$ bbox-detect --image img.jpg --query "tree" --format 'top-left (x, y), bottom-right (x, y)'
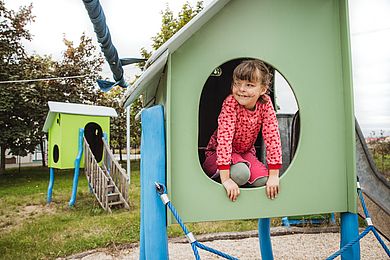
top-left (51, 33), bottom-right (104, 104)
top-left (18, 55), bottom-right (58, 167)
top-left (0, 1), bottom-right (34, 174)
top-left (151, 1), bottom-right (203, 51)
top-left (123, 1), bottom-right (204, 155)
top-left (26, 34), bottom-right (104, 166)
top-left (1, 2), bottom-right (104, 172)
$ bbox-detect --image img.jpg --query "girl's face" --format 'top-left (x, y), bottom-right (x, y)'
top-left (232, 79), bottom-right (267, 110)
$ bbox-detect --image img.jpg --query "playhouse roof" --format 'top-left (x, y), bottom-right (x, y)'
top-left (121, 0), bottom-right (231, 108)
top-left (43, 101), bottom-right (117, 132)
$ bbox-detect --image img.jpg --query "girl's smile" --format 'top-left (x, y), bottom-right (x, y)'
top-left (232, 80), bottom-right (266, 110)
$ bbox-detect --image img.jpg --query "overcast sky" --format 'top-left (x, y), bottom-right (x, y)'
top-left (4, 0), bottom-right (390, 137)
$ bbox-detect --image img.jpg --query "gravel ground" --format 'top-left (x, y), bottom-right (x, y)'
top-left (64, 228), bottom-right (390, 260)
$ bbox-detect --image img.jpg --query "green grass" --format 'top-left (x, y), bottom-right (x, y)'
top-left (0, 163), bottom-right (336, 259)
top-left (0, 165), bottom-right (140, 259)
top-left (0, 163), bottom-right (261, 259)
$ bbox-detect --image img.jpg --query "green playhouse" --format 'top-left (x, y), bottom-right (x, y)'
top-left (43, 101), bottom-right (118, 206)
top-left (123, 0), bottom-right (356, 223)
top-left (43, 101), bottom-right (117, 169)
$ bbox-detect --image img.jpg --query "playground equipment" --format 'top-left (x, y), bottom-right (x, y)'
top-left (81, 0), bottom-right (389, 258)
top-left (355, 122), bottom-right (390, 240)
top-left (43, 101), bottom-right (129, 212)
top-left (123, 0), bottom-right (357, 222)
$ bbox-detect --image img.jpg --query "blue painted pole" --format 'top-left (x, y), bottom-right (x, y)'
top-left (47, 167), bottom-right (55, 203)
top-left (258, 218), bottom-right (274, 260)
top-left (139, 105), bottom-right (168, 260)
top-left (330, 213), bottom-right (336, 224)
top-left (69, 128), bottom-right (84, 207)
top-left (340, 212), bottom-right (360, 260)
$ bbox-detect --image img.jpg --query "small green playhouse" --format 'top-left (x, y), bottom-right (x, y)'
top-left (43, 101), bottom-right (117, 205)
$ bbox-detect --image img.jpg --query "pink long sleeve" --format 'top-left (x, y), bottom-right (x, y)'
top-left (216, 96), bottom-right (237, 169)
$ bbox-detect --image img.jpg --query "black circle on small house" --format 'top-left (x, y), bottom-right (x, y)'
top-left (198, 58), bottom-right (300, 187)
top-left (53, 144), bottom-right (59, 163)
top-left (84, 122), bottom-right (104, 163)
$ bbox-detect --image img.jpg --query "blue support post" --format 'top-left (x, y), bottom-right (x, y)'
top-left (47, 167), bottom-right (55, 203)
top-left (139, 105), bottom-right (168, 260)
top-left (281, 217), bottom-right (290, 227)
top-left (340, 212), bottom-right (360, 260)
top-left (69, 128), bottom-right (84, 207)
top-left (330, 213), bottom-right (336, 224)
top-left (258, 218), bottom-right (274, 260)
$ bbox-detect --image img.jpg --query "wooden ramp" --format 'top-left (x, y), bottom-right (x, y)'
top-left (83, 137), bottom-right (129, 213)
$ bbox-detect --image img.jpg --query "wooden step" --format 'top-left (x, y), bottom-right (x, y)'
top-left (107, 193), bottom-right (120, 202)
top-left (107, 185), bottom-right (115, 193)
top-left (108, 200), bottom-right (124, 207)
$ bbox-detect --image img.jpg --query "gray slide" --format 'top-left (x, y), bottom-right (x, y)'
top-left (355, 121), bottom-right (390, 241)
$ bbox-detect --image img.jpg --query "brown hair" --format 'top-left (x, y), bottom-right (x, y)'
top-left (232, 59), bottom-right (273, 103)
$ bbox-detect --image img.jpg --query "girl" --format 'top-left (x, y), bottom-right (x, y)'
top-left (203, 59), bottom-right (282, 202)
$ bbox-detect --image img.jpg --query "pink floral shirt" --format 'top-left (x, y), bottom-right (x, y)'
top-left (205, 94), bottom-right (282, 170)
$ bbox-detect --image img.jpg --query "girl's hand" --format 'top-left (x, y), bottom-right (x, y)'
top-left (266, 170), bottom-right (280, 200)
top-left (222, 178), bottom-right (240, 202)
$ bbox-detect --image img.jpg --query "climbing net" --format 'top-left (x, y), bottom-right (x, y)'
top-left (326, 179), bottom-right (390, 259)
top-left (155, 183), bottom-right (239, 260)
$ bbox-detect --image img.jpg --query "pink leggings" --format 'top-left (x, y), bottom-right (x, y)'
top-left (202, 151), bottom-right (269, 184)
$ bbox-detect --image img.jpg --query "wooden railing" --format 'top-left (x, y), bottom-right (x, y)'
top-left (83, 137), bottom-right (129, 212)
top-left (84, 138), bottom-right (110, 211)
top-left (102, 139), bottom-right (129, 203)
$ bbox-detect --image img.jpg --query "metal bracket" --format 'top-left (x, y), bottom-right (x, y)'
top-left (366, 217), bottom-right (373, 226)
top-left (160, 194), bottom-right (170, 205)
top-left (185, 232), bottom-right (197, 243)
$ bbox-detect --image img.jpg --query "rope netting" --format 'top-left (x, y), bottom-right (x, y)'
top-left (155, 183), bottom-right (239, 260)
top-left (326, 180), bottom-right (390, 259)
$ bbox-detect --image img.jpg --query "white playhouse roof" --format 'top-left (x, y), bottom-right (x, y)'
top-left (43, 101), bottom-right (117, 132)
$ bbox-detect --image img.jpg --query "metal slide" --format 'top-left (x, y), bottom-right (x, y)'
top-left (355, 121), bottom-right (390, 241)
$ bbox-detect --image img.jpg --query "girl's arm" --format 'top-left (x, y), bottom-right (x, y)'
top-left (261, 97), bottom-right (282, 199)
top-left (220, 169), bottom-right (240, 202)
top-left (266, 169), bottom-right (280, 199)
top-left (216, 96), bottom-right (237, 170)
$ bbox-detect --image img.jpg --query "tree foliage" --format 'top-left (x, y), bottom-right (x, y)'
top-left (124, 1), bottom-right (204, 153)
top-left (0, 1), bottom-right (104, 173)
top-left (151, 1), bottom-right (203, 51)
top-left (138, 1), bottom-right (203, 68)
top-left (0, 0), bottom-right (35, 173)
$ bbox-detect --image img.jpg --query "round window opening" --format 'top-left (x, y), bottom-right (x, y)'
top-left (198, 58), bottom-right (300, 188)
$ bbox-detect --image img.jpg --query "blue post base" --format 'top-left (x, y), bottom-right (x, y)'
top-left (69, 128), bottom-right (84, 207)
top-left (340, 212), bottom-right (360, 260)
top-left (139, 105), bottom-right (168, 260)
top-left (47, 167), bottom-right (55, 203)
top-left (258, 218), bottom-right (274, 260)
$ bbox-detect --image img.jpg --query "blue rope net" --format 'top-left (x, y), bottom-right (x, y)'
top-left (155, 183), bottom-right (239, 260)
top-left (326, 180), bottom-right (390, 260)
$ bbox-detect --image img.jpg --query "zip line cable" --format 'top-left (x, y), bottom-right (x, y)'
top-left (0, 75), bottom-right (89, 84)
